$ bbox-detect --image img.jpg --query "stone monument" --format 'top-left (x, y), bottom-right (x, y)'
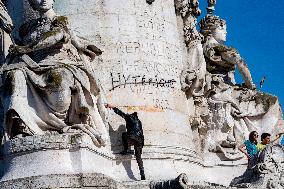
top-left (0, 0), bottom-right (283, 188)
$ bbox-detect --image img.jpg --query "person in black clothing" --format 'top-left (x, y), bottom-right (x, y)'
top-left (105, 104), bottom-right (145, 180)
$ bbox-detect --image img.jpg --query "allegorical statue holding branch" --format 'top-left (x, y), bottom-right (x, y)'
top-left (0, 0), bottom-right (109, 147)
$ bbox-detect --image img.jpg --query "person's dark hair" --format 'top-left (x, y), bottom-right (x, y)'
top-left (131, 112), bottom-right (138, 117)
top-left (261, 133), bottom-right (271, 141)
top-left (249, 131), bottom-right (258, 144)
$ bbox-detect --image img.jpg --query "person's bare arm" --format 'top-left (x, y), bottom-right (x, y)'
top-left (238, 143), bottom-right (251, 159)
top-left (271, 132), bottom-right (284, 144)
top-left (105, 104), bottom-right (127, 119)
top-left (105, 103), bottom-right (114, 109)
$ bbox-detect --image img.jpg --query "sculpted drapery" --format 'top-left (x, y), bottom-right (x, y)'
top-left (179, 0), bottom-right (283, 162)
top-left (0, 0), bottom-right (108, 147)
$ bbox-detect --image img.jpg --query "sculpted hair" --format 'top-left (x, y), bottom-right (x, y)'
top-left (199, 14), bottom-right (226, 38)
top-left (28, 0), bottom-right (39, 10)
top-left (261, 133), bottom-right (271, 141)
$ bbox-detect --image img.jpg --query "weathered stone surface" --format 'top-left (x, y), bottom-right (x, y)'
top-left (0, 0), bottom-right (283, 188)
top-left (0, 2), bottom-right (13, 64)
top-left (0, 173), bottom-right (125, 189)
top-left (2, 0), bottom-right (107, 148)
top-left (52, 0), bottom-right (202, 181)
top-left (180, 0), bottom-right (284, 168)
top-left (230, 145), bottom-right (284, 189)
top-left (0, 133), bottom-right (113, 182)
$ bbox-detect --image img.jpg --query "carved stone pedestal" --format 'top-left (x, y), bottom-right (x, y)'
top-left (0, 131), bottom-right (199, 181)
top-left (0, 133), bottom-right (114, 183)
top-left (0, 173), bottom-right (124, 189)
top-left (0, 133), bottom-right (248, 188)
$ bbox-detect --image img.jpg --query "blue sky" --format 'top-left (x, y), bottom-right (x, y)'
top-left (197, 1), bottom-right (284, 145)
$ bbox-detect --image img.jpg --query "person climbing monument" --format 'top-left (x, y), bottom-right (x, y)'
top-left (105, 104), bottom-right (146, 180)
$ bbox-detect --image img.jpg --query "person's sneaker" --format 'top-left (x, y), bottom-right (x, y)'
top-left (119, 150), bottom-right (128, 155)
top-left (141, 175), bottom-right (146, 180)
top-left (119, 150), bottom-right (134, 155)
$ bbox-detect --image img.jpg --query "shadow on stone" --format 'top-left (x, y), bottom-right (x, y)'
top-left (109, 124), bottom-right (126, 153)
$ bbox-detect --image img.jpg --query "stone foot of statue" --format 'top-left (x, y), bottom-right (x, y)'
top-left (220, 139), bottom-right (236, 148)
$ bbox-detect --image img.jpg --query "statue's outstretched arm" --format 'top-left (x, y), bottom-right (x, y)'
top-left (220, 50), bottom-right (255, 89)
top-left (70, 31), bottom-right (102, 61)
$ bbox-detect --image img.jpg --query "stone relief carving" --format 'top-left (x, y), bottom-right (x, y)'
top-left (176, 0), bottom-right (207, 99)
top-left (0, 0), bottom-right (282, 187)
top-left (199, 11), bottom-right (255, 89)
top-left (175, 0), bottom-right (202, 47)
top-left (180, 0), bottom-right (283, 163)
top-left (0, 0), bottom-right (108, 147)
top-left (230, 144), bottom-right (284, 188)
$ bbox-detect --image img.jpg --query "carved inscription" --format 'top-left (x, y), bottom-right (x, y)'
top-left (137, 10), bottom-right (165, 37)
top-left (152, 98), bottom-right (172, 110)
top-left (94, 2), bottom-right (184, 112)
top-left (116, 41), bottom-right (181, 62)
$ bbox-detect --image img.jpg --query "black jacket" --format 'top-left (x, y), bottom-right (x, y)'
top-left (113, 107), bottom-right (144, 145)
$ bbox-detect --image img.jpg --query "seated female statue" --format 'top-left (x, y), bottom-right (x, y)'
top-left (0, 0), bottom-right (108, 147)
top-left (188, 12), bottom-right (282, 162)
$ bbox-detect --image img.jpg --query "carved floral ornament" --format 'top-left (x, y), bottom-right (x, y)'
top-left (175, 0), bottom-right (201, 17)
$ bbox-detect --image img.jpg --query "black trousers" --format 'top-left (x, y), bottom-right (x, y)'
top-left (122, 132), bottom-right (145, 177)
